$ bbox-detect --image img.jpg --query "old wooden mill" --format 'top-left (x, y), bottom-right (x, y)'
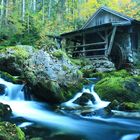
top-left (60, 7), bottom-right (140, 68)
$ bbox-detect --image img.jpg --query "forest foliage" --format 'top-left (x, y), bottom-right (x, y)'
top-left (0, 0), bottom-right (140, 47)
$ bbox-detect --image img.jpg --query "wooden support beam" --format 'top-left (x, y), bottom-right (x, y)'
top-left (82, 33), bottom-right (86, 56)
top-left (107, 30), bottom-right (113, 38)
top-left (76, 42), bottom-right (107, 48)
top-left (105, 30), bottom-right (109, 56)
top-left (73, 48), bottom-right (107, 53)
top-left (65, 42), bottom-right (107, 49)
top-left (97, 32), bottom-right (105, 41)
top-left (107, 26), bottom-right (117, 55)
top-left (73, 54), bottom-right (106, 58)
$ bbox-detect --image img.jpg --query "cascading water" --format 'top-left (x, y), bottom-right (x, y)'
top-left (0, 77), bottom-right (140, 140)
top-left (0, 78), bottom-right (24, 100)
top-left (61, 83), bottom-right (110, 110)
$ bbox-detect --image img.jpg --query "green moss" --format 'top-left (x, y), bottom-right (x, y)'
top-left (62, 80), bottom-right (84, 101)
top-left (0, 71), bottom-right (22, 84)
top-left (52, 49), bottom-right (67, 59)
top-left (62, 65), bottom-right (69, 71)
top-left (77, 70), bottom-right (83, 78)
top-left (0, 46), bottom-right (6, 50)
top-left (24, 71), bottom-right (36, 85)
top-left (89, 72), bottom-right (106, 79)
top-left (119, 102), bottom-right (140, 111)
top-left (92, 69), bottom-right (130, 79)
top-left (95, 72), bottom-right (140, 103)
top-left (16, 127), bottom-right (25, 140)
top-left (0, 122), bottom-right (25, 140)
top-left (0, 46), bottom-right (29, 60)
top-left (109, 69), bottom-right (130, 78)
top-left (70, 59), bottom-right (82, 66)
top-left (70, 58), bottom-right (92, 67)
top-left (13, 47), bottom-right (29, 59)
top-left (30, 138), bottom-right (43, 140)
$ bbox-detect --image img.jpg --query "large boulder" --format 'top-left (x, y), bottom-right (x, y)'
top-left (95, 70), bottom-right (140, 111)
top-left (0, 46), bottom-right (84, 103)
top-left (0, 122), bottom-right (25, 140)
top-left (23, 49), bottom-right (83, 103)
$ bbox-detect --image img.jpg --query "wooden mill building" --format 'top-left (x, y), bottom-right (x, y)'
top-left (60, 6), bottom-right (140, 68)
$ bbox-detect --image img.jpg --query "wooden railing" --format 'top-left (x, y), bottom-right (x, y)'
top-left (65, 41), bottom-right (107, 49)
top-left (66, 41), bottom-right (107, 58)
top-left (73, 48), bottom-right (107, 53)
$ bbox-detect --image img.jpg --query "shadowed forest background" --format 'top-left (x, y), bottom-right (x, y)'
top-left (0, 0), bottom-right (140, 47)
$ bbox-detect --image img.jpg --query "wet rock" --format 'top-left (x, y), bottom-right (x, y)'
top-left (105, 100), bottom-right (119, 114)
top-left (0, 84), bottom-right (7, 95)
top-left (0, 46), bottom-right (84, 103)
top-left (23, 49), bottom-right (83, 103)
top-left (48, 133), bottom-right (86, 140)
top-left (0, 122), bottom-right (25, 140)
top-left (95, 70), bottom-right (140, 111)
top-left (73, 92), bottom-right (95, 106)
top-left (81, 57), bottom-right (115, 77)
top-left (119, 102), bottom-right (140, 111)
top-left (30, 137), bottom-right (43, 140)
top-left (0, 71), bottom-right (23, 84)
top-left (95, 72), bottom-right (140, 103)
top-left (92, 57), bottom-right (115, 72)
top-left (136, 135), bottom-right (140, 140)
top-left (0, 45), bottom-right (34, 75)
top-left (81, 111), bottom-right (96, 117)
top-left (0, 102), bottom-right (12, 120)
top-left (124, 79), bottom-right (140, 93)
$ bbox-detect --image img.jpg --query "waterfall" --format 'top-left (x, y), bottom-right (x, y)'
top-left (0, 78), bottom-right (24, 101)
top-left (90, 84), bottom-right (101, 103)
top-left (0, 77), bottom-right (140, 140)
top-left (61, 84), bottom-right (110, 110)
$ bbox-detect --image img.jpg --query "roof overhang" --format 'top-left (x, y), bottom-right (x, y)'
top-left (60, 22), bottom-right (134, 39)
top-left (61, 23), bottom-right (112, 39)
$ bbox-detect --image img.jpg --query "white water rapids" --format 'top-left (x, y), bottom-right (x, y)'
top-left (0, 78), bottom-right (140, 140)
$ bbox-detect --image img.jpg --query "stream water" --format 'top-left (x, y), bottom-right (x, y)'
top-left (0, 78), bottom-right (140, 140)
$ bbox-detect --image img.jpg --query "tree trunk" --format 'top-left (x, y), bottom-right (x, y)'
top-left (5, 0), bottom-right (8, 19)
top-left (33, 0), bottom-right (36, 12)
top-left (48, 0), bottom-right (52, 19)
top-left (22, 0), bottom-right (25, 21)
top-left (1, 0), bottom-right (4, 19)
top-left (42, 0), bottom-right (45, 23)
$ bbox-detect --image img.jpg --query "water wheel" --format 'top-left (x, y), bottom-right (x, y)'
top-left (110, 43), bottom-right (126, 69)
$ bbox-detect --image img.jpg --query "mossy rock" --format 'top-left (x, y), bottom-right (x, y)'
top-left (70, 58), bottom-right (91, 67)
top-left (92, 69), bottom-right (130, 79)
top-left (0, 71), bottom-right (23, 84)
top-left (51, 49), bottom-right (67, 59)
top-left (0, 46), bottom-right (30, 61)
top-left (61, 80), bottom-right (84, 101)
top-left (119, 102), bottom-right (140, 111)
top-left (0, 122), bottom-right (25, 140)
top-left (95, 70), bottom-right (140, 104)
top-left (0, 45), bottom-right (33, 75)
top-left (105, 100), bottom-right (120, 114)
top-left (0, 103), bottom-right (12, 120)
top-left (81, 65), bottom-right (95, 78)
